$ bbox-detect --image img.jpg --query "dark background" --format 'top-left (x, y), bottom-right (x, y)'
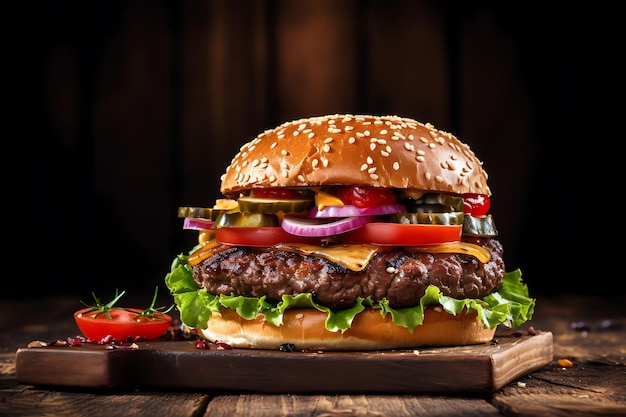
top-left (11, 0), bottom-right (622, 302)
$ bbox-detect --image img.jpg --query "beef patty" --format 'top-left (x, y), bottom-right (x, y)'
top-left (192, 237), bottom-right (504, 309)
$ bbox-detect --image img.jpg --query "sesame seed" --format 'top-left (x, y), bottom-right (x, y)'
top-left (312, 159), bottom-right (319, 168)
top-left (386, 266), bottom-right (396, 273)
top-left (416, 155), bottom-right (425, 162)
top-left (380, 129), bottom-right (388, 135)
top-left (348, 137), bottom-right (356, 144)
top-left (298, 174), bottom-right (306, 182)
top-left (308, 132), bottom-right (315, 139)
top-left (368, 167), bottom-right (377, 174)
top-left (370, 173), bottom-right (379, 180)
top-left (393, 161), bottom-right (400, 170)
top-left (281, 150), bottom-right (290, 156)
top-left (270, 141), bottom-right (278, 149)
top-left (367, 156), bottom-right (373, 164)
top-left (360, 164), bottom-right (368, 171)
top-left (435, 175), bottom-right (444, 183)
top-left (323, 144), bottom-right (330, 152)
top-left (251, 159), bottom-right (259, 167)
top-left (381, 150), bottom-right (390, 157)
top-left (370, 143), bottom-right (376, 151)
top-left (425, 172), bottom-right (432, 180)
top-left (447, 161), bottom-right (456, 170)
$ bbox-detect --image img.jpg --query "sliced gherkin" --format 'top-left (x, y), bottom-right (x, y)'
top-left (405, 193), bottom-right (464, 213)
top-left (237, 196), bottom-right (314, 214)
top-left (463, 215), bottom-right (498, 237)
top-left (178, 206), bottom-right (232, 221)
top-left (214, 212), bottom-right (279, 228)
top-left (390, 212), bottom-right (465, 225)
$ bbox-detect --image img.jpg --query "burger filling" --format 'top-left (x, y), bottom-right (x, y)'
top-left (166, 186), bottom-right (534, 335)
top-left (191, 237), bottom-right (503, 310)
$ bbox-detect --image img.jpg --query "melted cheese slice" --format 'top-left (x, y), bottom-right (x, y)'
top-left (314, 191), bottom-right (344, 211)
top-left (274, 242), bottom-right (381, 271)
top-left (188, 240), bottom-right (232, 266)
top-left (405, 242), bottom-right (491, 264)
top-left (188, 239), bottom-right (490, 270)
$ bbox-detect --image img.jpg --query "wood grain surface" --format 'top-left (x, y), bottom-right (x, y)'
top-left (14, 333), bottom-right (552, 393)
top-left (2, 295), bottom-right (625, 417)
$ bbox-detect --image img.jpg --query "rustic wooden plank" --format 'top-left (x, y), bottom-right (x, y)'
top-left (14, 333), bottom-right (552, 394)
top-left (204, 394), bottom-right (503, 417)
top-left (0, 387), bottom-right (210, 417)
top-left (493, 367), bottom-right (626, 417)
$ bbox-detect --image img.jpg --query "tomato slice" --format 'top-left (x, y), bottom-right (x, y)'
top-left (333, 186), bottom-right (397, 208)
top-left (338, 222), bottom-right (462, 246)
top-left (216, 226), bottom-right (320, 247)
top-left (74, 308), bottom-right (172, 341)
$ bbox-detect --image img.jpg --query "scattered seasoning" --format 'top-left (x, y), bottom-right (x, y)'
top-left (278, 343), bottom-right (323, 353)
top-left (279, 343), bottom-right (296, 352)
top-left (557, 358), bottom-right (574, 368)
top-left (214, 341), bottom-right (233, 350)
top-left (517, 381), bottom-right (527, 388)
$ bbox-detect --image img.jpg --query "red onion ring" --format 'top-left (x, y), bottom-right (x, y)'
top-left (183, 217), bottom-right (215, 231)
top-left (308, 203), bottom-right (406, 218)
top-left (281, 215), bottom-right (376, 237)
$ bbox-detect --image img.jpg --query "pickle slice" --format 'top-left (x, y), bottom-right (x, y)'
top-left (178, 207), bottom-right (227, 220)
top-left (406, 193), bottom-right (464, 213)
top-left (390, 212), bottom-right (464, 225)
top-left (463, 214), bottom-right (498, 237)
top-left (237, 196), bottom-right (314, 214)
top-left (214, 212), bottom-right (280, 228)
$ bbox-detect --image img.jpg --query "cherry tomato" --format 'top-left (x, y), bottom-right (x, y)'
top-left (74, 308), bottom-right (172, 341)
top-left (333, 186), bottom-right (397, 208)
top-left (463, 194), bottom-right (490, 217)
top-left (339, 223), bottom-right (462, 246)
top-left (216, 226), bottom-right (320, 247)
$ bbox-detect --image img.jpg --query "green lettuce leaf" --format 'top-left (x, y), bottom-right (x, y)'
top-left (165, 254), bottom-right (535, 333)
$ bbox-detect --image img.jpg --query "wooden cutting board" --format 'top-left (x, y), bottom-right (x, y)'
top-left (15, 332), bottom-right (552, 394)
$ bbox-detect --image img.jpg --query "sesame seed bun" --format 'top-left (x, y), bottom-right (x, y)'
top-left (200, 306), bottom-right (496, 351)
top-left (220, 114), bottom-right (490, 197)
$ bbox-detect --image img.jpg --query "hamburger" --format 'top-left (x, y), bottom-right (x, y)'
top-left (165, 114), bottom-right (535, 350)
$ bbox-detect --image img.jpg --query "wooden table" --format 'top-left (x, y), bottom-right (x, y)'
top-left (1, 294), bottom-right (625, 417)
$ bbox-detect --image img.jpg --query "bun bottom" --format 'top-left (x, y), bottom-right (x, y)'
top-left (199, 307), bottom-right (496, 351)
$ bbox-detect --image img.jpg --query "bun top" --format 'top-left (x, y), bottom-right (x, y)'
top-left (220, 114), bottom-right (490, 197)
